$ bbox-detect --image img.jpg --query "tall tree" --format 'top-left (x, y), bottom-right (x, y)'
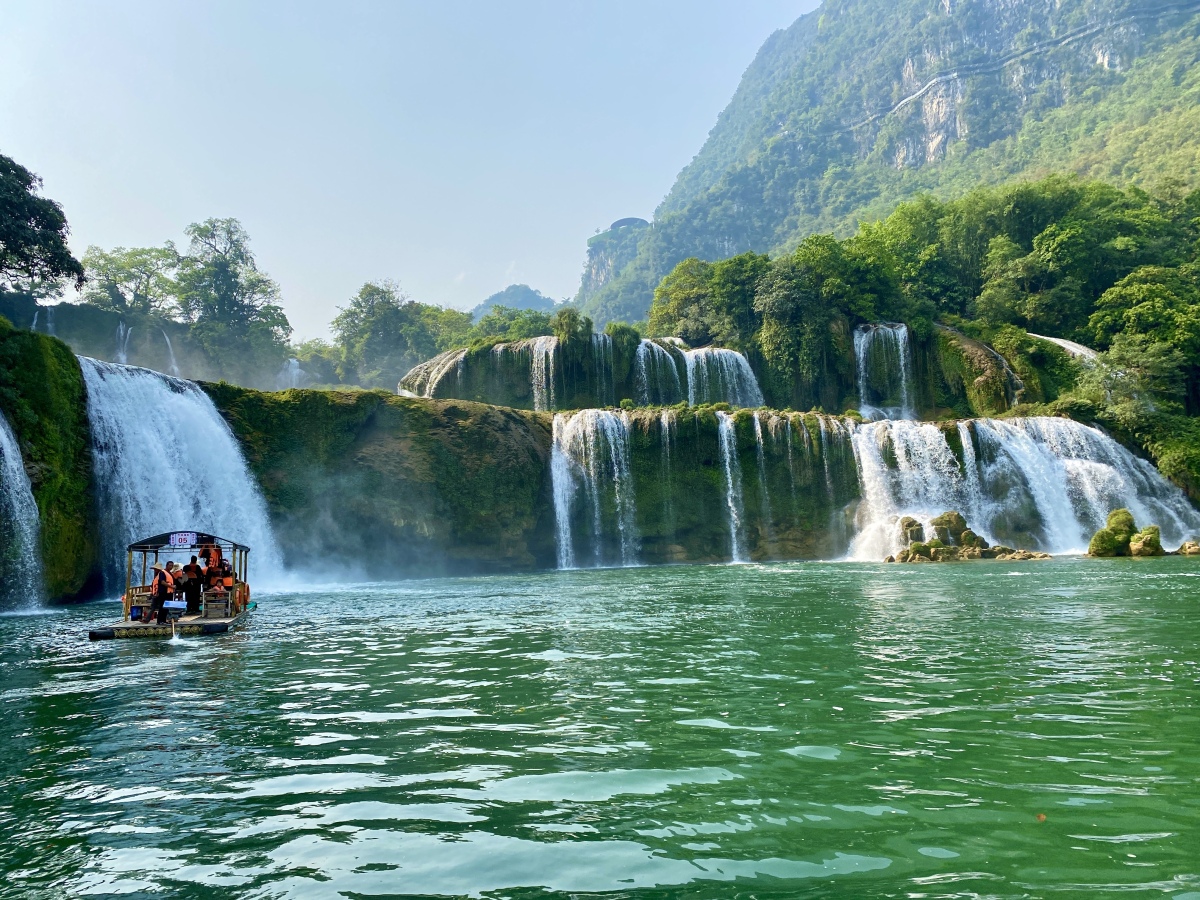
top-left (81, 245), bottom-right (178, 315)
top-left (0, 153), bottom-right (84, 290)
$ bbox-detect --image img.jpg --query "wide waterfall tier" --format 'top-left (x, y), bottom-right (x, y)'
top-left (854, 323), bottom-right (915, 420)
top-left (551, 408), bottom-right (859, 566)
top-left (552, 409), bottom-right (639, 568)
top-left (634, 340), bottom-right (686, 406)
top-left (849, 416), bottom-right (1200, 559)
top-left (79, 357), bottom-right (284, 590)
top-left (0, 410), bottom-right (45, 607)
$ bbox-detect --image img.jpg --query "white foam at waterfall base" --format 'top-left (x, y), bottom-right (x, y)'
top-left (685, 348), bottom-right (764, 408)
top-left (79, 358), bottom-right (284, 591)
top-left (849, 416), bottom-right (1200, 560)
top-left (0, 411), bottom-right (45, 607)
top-left (550, 410), bottom-right (638, 569)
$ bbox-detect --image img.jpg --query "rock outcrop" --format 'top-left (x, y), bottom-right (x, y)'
top-left (886, 510), bottom-right (1051, 563)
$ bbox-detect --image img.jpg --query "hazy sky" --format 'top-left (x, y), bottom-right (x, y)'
top-left (0, 1), bottom-right (819, 339)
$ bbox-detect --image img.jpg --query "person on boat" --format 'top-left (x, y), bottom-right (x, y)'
top-left (181, 556), bottom-right (204, 615)
top-left (148, 562), bottom-right (176, 625)
top-left (205, 562), bottom-right (227, 595)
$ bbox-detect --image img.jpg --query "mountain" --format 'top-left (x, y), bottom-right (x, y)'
top-left (471, 284), bottom-right (558, 321)
top-left (578, 0), bottom-right (1200, 324)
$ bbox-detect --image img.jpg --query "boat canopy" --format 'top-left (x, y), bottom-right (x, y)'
top-left (127, 531), bottom-right (251, 553)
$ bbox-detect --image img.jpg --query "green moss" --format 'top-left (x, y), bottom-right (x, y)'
top-left (935, 328), bottom-right (1013, 418)
top-left (1088, 526), bottom-right (1123, 557)
top-left (202, 384), bottom-right (555, 575)
top-left (1106, 508), bottom-right (1136, 540)
top-left (0, 322), bottom-right (98, 600)
top-left (1130, 525), bottom-right (1164, 557)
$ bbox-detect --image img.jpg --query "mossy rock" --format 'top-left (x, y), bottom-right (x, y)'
top-left (959, 529), bottom-right (989, 550)
top-left (1105, 508), bottom-right (1136, 541)
top-left (1179, 540), bottom-right (1200, 556)
top-left (908, 541), bottom-right (931, 559)
top-left (1088, 527), bottom-right (1124, 558)
top-left (930, 511), bottom-right (968, 543)
top-left (1129, 526), bottom-right (1164, 558)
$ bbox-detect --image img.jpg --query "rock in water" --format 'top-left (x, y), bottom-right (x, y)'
top-left (1089, 508), bottom-right (1138, 557)
top-left (1179, 540), bottom-right (1200, 556)
top-left (930, 511), bottom-right (968, 543)
top-left (1129, 526), bottom-right (1164, 557)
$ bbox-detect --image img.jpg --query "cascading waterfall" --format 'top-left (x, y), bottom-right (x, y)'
top-left (753, 413), bottom-right (775, 553)
top-left (46, 306), bottom-right (55, 336)
top-left (685, 347), bottom-right (764, 408)
top-left (591, 334), bottom-right (616, 407)
top-left (0, 411), bottom-right (45, 606)
top-left (160, 329), bottom-right (181, 377)
top-left (529, 336), bottom-right (557, 412)
top-left (79, 357), bottom-right (284, 590)
top-left (854, 323), bottom-right (914, 420)
top-left (1029, 333), bottom-right (1099, 363)
top-left (716, 411), bottom-right (748, 562)
top-left (115, 323), bottom-right (134, 365)
top-left (660, 409), bottom-right (676, 540)
top-left (30, 309), bottom-right (39, 332)
top-left (550, 409), bottom-right (639, 568)
top-left (634, 340), bottom-right (685, 406)
top-left (276, 358), bottom-right (310, 390)
top-left (849, 416), bottom-right (1200, 560)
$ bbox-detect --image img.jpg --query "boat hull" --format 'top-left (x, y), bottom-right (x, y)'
top-left (89, 610), bottom-right (250, 641)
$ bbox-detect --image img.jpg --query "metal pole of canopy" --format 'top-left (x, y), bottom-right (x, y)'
top-left (125, 550), bottom-right (133, 617)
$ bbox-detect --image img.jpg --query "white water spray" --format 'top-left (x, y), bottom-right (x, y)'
top-left (855, 323), bottom-right (915, 420)
top-left (634, 340), bottom-right (685, 406)
top-left (716, 411), bottom-right (748, 562)
top-left (685, 348), bottom-right (764, 408)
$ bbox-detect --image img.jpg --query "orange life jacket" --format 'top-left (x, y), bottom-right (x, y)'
top-left (153, 569), bottom-right (175, 595)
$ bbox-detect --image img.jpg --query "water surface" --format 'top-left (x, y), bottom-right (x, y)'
top-left (2, 559), bottom-right (1199, 898)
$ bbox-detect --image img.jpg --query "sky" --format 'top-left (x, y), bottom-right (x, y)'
top-left (0, 1), bottom-right (819, 339)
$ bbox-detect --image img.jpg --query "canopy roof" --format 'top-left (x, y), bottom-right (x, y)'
top-left (127, 531), bottom-right (250, 553)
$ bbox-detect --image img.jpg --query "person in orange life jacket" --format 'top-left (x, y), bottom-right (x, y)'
top-left (148, 562), bottom-right (176, 625)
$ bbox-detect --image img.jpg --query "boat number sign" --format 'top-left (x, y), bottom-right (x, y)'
top-left (169, 532), bottom-right (198, 548)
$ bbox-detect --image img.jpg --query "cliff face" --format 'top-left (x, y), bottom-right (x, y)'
top-left (201, 386), bottom-right (557, 578)
top-left (0, 322), bottom-right (99, 600)
top-left (581, 0), bottom-right (1200, 324)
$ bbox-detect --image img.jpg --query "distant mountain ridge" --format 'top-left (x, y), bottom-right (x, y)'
top-left (578, 0), bottom-right (1200, 324)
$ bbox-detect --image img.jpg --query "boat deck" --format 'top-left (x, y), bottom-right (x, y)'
top-left (89, 610), bottom-right (250, 641)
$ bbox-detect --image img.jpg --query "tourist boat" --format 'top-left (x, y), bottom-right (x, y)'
top-left (88, 531), bottom-right (255, 640)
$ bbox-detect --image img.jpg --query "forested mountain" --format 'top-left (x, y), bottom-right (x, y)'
top-left (579, 0), bottom-right (1200, 324)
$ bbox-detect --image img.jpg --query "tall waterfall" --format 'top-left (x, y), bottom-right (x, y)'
top-left (0, 411), bottom-right (44, 606)
top-left (160, 329), bottom-right (181, 377)
top-left (854, 323), bottom-right (915, 420)
top-left (79, 358), bottom-right (284, 590)
top-left (591, 334), bottom-right (616, 407)
top-left (634, 340), bottom-right (685, 406)
top-left (276, 358), bottom-right (311, 390)
top-left (115, 323), bottom-right (134, 365)
top-left (529, 336), bottom-right (557, 412)
top-left (551, 409), bottom-right (638, 568)
top-left (659, 409), bottom-right (676, 540)
top-left (753, 413), bottom-right (774, 554)
top-left (849, 416), bottom-right (1200, 559)
top-left (685, 348), bottom-right (764, 408)
top-left (716, 411), bottom-right (748, 562)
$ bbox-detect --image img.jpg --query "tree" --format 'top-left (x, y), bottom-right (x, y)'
top-left (647, 257), bottom-right (715, 345)
top-left (708, 252), bottom-right (770, 350)
top-left (550, 306), bottom-right (593, 345)
top-left (332, 280), bottom-right (472, 389)
top-left (0, 153), bottom-right (84, 290)
top-left (469, 305), bottom-right (552, 343)
top-left (173, 218), bottom-right (291, 375)
top-left (81, 245), bottom-right (178, 315)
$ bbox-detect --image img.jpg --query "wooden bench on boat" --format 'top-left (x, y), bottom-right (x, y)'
top-left (89, 531), bottom-right (255, 640)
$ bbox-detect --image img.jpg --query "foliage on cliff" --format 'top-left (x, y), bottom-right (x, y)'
top-left (201, 385), bottom-right (556, 576)
top-left (0, 322), bottom-right (98, 599)
top-left (582, 0), bottom-right (1200, 324)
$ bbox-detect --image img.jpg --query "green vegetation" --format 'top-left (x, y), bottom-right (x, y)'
top-left (0, 320), bottom-right (97, 599)
top-left (471, 284), bottom-right (558, 320)
top-left (1088, 508), bottom-right (1165, 557)
top-left (581, 1), bottom-right (1200, 324)
top-left (0, 153), bottom-right (83, 291)
top-left (201, 384), bottom-right (555, 575)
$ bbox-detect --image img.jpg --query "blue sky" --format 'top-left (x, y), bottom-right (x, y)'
top-left (0, 1), bottom-right (819, 338)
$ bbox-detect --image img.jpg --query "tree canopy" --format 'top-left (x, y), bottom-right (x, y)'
top-left (0, 153), bottom-right (84, 290)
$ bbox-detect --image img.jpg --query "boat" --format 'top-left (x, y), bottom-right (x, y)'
top-left (89, 531), bottom-right (255, 640)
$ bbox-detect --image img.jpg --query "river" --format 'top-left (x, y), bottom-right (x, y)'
top-left (2, 559), bottom-right (1199, 898)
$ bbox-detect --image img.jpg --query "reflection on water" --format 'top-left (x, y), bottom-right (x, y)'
top-left (1, 559), bottom-right (1199, 898)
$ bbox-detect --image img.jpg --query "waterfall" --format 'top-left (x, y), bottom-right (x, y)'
top-left (45, 306), bottom-right (55, 337)
top-left (30, 310), bottom-right (39, 332)
top-left (854, 323), bottom-right (914, 420)
top-left (660, 409), bottom-right (676, 540)
top-left (550, 409), bottom-right (638, 568)
top-left (591, 334), bottom-right (615, 407)
top-left (115, 323), bottom-right (134, 365)
top-left (753, 413), bottom-right (774, 553)
top-left (716, 411), bottom-right (748, 562)
top-left (0, 411), bottom-right (44, 607)
top-left (1029, 333), bottom-right (1099, 363)
top-left (634, 340), bottom-right (685, 406)
top-left (78, 358), bottom-right (284, 590)
top-left (401, 348), bottom-right (467, 398)
top-left (849, 416), bottom-right (1200, 560)
top-left (529, 336), bottom-right (557, 412)
top-left (160, 329), bottom-right (181, 377)
top-left (684, 348), bottom-right (764, 408)
top-left (275, 358), bottom-right (310, 390)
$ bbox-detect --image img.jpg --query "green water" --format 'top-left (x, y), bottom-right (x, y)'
top-left (3, 559), bottom-right (1200, 899)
